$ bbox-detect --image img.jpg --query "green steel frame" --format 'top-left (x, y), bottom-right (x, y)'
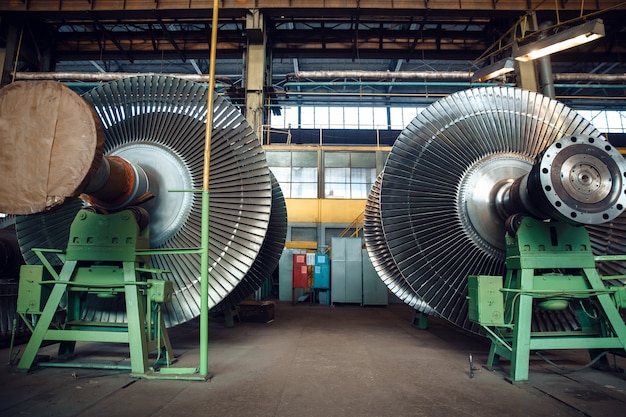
top-left (469, 216), bottom-right (626, 382)
top-left (15, 209), bottom-right (200, 378)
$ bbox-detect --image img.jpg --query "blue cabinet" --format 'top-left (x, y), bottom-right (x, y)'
top-left (312, 254), bottom-right (330, 289)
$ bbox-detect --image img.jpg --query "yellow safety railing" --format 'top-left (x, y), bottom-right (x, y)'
top-left (323, 211), bottom-right (364, 254)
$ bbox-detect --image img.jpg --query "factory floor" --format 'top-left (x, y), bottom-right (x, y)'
top-left (1, 302), bottom-right (626, 417)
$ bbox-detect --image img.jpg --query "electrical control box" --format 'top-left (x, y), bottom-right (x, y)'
top-left (312, 254), bottom-right (330, 289)
top-left (148, 279), bottom-right (173, 303)
top-left (468, 275), bottom-right (504, 326)
top-left (292, 254), bottom-right (309, 289)
top-left (17, 265), bottom-right (49, 314)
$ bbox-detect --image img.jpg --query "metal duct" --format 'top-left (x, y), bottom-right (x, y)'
top-left (288, 70), bottom-right (472, 80)
top-left (553, 73), bottom-right (626, 82)
top-left (13, 75), bottom-right (273, 328)
top-left (14, 70), bottom-right (626, 84)
top-left (14, 72), bottom-right (233, 84)
top-left (290, 70), bottom-right (626, 83)
top-left (368, 86), bottom-right (625, 332)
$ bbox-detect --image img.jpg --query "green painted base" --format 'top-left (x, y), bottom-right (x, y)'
top-left (412, 310), bottom-right (429, 330)
top-left (471, 217), bottom-right (626, 382)
top-left (134, 368), bottom-right (213, 381)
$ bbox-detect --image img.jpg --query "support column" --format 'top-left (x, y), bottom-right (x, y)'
top-left (124, 261), bottom-right (149, 376)
top-left (245, 9), bottom-right (268, 143)
top-left (536, 22), bottom-right (556, 98)
top-left (512, 13), bottom-right (540, 92)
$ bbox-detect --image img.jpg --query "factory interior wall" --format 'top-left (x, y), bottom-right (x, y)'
top-left (285, 198), bottom-right (365, 224)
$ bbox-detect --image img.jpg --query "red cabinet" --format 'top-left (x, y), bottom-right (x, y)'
top-left (292, 254), bottom-right (309, 288)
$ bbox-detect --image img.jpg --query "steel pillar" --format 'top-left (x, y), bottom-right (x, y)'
top-left (245, 8), bottom-right (268, 143)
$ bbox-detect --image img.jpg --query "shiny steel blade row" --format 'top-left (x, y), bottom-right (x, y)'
top-left (16, 75), bottom-right (276, 328)
top-left (365, 86), bottom-right (624, 332)
top-left (363, 171), bottom-right (435, 314)
top-left (212, 171), bottom-right (287, 312)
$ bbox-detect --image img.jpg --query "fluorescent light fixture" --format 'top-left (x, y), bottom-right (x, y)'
top-left (514, 18), bottom-right (605, 62)
top-left (471, 58), bottom-right (515, 82)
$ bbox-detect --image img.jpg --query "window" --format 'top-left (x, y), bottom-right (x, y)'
top-left (344, 108), bottom-right (359, 129)
top-left (606, 111), bottom-right (625, 133)
top-left (267, 151), bottom-right (318, 198)
top-left (271, 105), bottom-right (626, 134)
top-left (324, 152), bottom-right (377, 199)
top-left (291, 226), bottom-right (318, 242)
top-left (270, 105), bottom-right (428, 130)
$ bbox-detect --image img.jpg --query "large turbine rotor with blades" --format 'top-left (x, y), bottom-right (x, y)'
top-left (2, 76), bottom-right (276, 328)
top-left (366, 86), bottom-right (626, 332)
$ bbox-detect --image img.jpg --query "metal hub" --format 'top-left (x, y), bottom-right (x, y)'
top-left (459, 154), bottom-right (532, 254)
top-left (110, 143), bottom-right (193, 248)
top-left (534, 135), bottom-right (626, 224)
top-left (564, 156), bottom-right (606, 201)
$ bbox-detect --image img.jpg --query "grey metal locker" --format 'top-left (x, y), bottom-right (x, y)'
top-left (362, 249), bottom-right (388, 305)
top-left (331, 237), bottom-right (362, 304)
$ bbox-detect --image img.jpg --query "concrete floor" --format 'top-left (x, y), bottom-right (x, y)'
top-left (1, 302), bottom-right (626, 417)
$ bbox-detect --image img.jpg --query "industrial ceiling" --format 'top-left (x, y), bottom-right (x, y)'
top-left (0, 1), bottom-right (625, 109)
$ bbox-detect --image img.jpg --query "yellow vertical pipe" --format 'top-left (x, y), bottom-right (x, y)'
top-left (200, 0), bottom-right (220, 377)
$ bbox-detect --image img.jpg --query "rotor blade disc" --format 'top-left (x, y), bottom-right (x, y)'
top-left (377, 87), bottom-right (600, 331)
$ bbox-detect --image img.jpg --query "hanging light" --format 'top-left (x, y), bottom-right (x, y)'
top-left (514, 18), bottom-right (605, 62)
top-left (471, 58), bottom-right (515, 82)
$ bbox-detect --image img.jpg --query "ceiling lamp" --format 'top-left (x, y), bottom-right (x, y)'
top-left (514, 18), bottom-right (605, 62)
top-left (471, 58), bottom-right (515, 82)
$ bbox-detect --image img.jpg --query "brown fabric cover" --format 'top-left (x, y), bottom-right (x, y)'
top-left (0, 81), bottom-right (104, 214)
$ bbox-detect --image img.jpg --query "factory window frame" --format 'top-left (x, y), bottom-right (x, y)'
top-left (291, 226), bottom-right (318, 242)
top-left (572, 110), bottom-right (626, 134)
top-left (271, 105), bottom-right (425, 130)
top-left (266, 150), bottom-right (318, 198)
top-left (324, 152), bottom-right (377, 199)
top-left (271, 106), bottom-right (626, 133)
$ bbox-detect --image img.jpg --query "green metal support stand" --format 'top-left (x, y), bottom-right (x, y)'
top-left (412, 310), bottom-right (429, 330)
top-left (16, 209), bottom-right (176, 377)
top-left (468, 216), bottom-right (626, 382)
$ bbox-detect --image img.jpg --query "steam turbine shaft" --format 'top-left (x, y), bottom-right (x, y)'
top-left (497, 135), bottom-right (626, 225)
top-left (83, 155), bottom-right (150, 210)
